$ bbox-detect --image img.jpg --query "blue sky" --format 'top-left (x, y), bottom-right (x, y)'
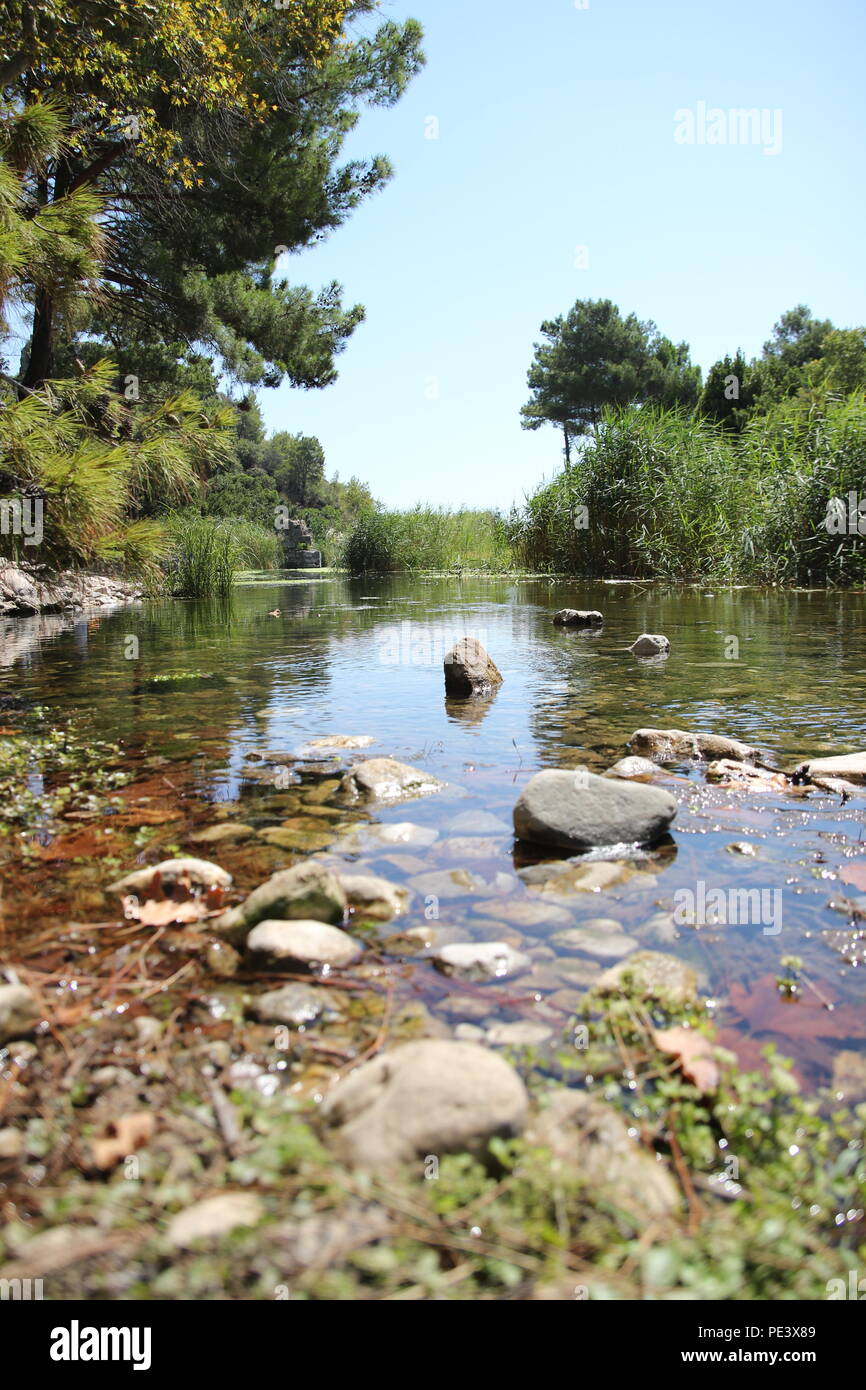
top-left (261, 0), bottom-right (866, 510)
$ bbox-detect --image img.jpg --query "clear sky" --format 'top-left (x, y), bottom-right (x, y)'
top-left (260, 0), bottom-right (866, 511)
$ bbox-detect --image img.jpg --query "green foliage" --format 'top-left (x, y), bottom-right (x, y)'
top-left (203, 468), bottom-right (281, 529)
top-left (509, 395), bottom-right (866, 585)
top-left (165, 513), bottom-right (280, 597)
top-left (520, 298), bottom-right (701, 459)
top-left (340, 506), bottom-right (514, 574)
top-left (2, 4), bottom-right (425, 389)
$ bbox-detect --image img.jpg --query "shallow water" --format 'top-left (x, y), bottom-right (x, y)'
top-left (3, 574), bottom-right (866, 1085)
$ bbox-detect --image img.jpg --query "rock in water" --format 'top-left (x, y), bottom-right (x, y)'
top-left (629, 728), bottom-right (760, 763)
top-left (341, 758), bottom-right (443, 803)
top-left (513, 768), bottom-right (676, 851)
top-left (628, 633), bottom-right (670, 657)
top-left (794, 752), bottom-right (866, 785)
top-left (212, 862), bottom-right (347, 944)
top-left (107, 856), bottom-right (232, 895)
top-left (443, 637), bottom-right (503, 697)
top-left (246, 919), bottom-right (362, 970)
top-left (552, 609), bottom-right (603, 627)
top-left (431, 941), bottom-right (531, 982)
top-left (320, 1040), bottom-right (528, 1169)
top-left (595, 950), bottom-right (698, 1006)
top-left (339, 872), bottom-right (409, 921)
top-left (603, 756), bottom-right (659, 779)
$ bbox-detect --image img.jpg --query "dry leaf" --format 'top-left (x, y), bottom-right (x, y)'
top-left (135, 897), bottom-right (209, 926)
top-left (91, 1112), bottom-right (154, 1171)
top-left (652, 1025), bottom-right (720, 1094)
top-left (840, 863), bottom-right (866, 892)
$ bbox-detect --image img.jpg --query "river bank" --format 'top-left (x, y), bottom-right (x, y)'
top-left (1, 575), bottom-right (865, 1299)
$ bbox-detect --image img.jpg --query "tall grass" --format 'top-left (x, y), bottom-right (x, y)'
top-left (340, 506), bottom-right (513, 574)
top-left (165, 514), bottom-right (280, 598)
top-left (508, 395), bottom-right (866, 585)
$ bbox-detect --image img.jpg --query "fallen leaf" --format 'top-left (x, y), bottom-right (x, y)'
top-left (134, 897), bottom-right (209, 926)
top-left (35, 830), bottom-right (114, 860)
top-left (652, 1025), bottom-right (720, 1094)
top-left (839, 863), bottom-right (866, 892)
top-left (727, 975), bottom-right (865, 1043)
top-left (91, 1112), bottom-right (154, 1171)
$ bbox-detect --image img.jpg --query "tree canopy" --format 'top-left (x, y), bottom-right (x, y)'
top-left (520, 298), bottom-right (701, 461)
top-left (0, 1), bottom-right (424, 390)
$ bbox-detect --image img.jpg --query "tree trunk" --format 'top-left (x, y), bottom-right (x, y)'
top-left (563, 425), bottom-right (571, 467)
top-left (22, 289), bottom-right (55, 390)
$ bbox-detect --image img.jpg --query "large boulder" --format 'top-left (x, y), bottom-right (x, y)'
top-left (628, 728), bottom-right (761, 764)
top-left (341, 758), bottom-right (443, 803)
top-left (513, 768), bottom-right (676, 851)
top-left (212, 862), bottom-right (347, 944)
top-left (628, 633), bottom-right (670, 657)
top-left (443, 637), bottom-right (503, 697)
top-left (552, 609), bottom-right (603, 627)
top-left (320, 1040), bottom-right (529, 1170)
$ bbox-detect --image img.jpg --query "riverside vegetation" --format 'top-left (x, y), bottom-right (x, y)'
top-left (1, 2), bottom-right (865, 1304)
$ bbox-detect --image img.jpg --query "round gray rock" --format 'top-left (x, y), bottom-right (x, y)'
top-left (513, 768), bottom-right (677, 851)
top-left (320, 1040), bottom-right (529, 1169)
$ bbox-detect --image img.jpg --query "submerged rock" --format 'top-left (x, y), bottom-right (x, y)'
top-left (603, 755), bottom-right (659, 780)
top-left (443, 637), bottom-right (503, 697)
top-left (303, 735), bottom-right (376, 750)
top-left (188, 823), bottom-right (255, 845)
top-left (212, 862), bottom-right (347, 943)
top-left (431, 941), bottom-right (531, 982)
top-left (525, 1090), bottom-right (680, 1217)
top-left (628, 633), bottom-right (670, 657)
top-left (107, 856), bottom-right (232, 895)
top-left (446, 809), bottom-right (512, 835)
top-left (705, 759), bottom-right (789, 790)
top-left (595, 950), bottom-right (698, 1006)
top-left (628, 728), bottom-right (761, 764)
top-left (550, 922), bottom-right (639, 960)
top-left (248, 982), bottom-right (339, 1027)
top-left (519, 859), bottom-right (634, 895)
top-left (320, 1040), bottom-right (529, 1169)
top-left (341, 757), bottom-right (443, 803)
top-left (552, 608), bottom-right (603, 627)
top-left (246, 919), bottom-right (362, 970)
top-left (0, 984), bottom-right (39, 1044)
top-left (339, 872), bottom-right (409, 921)
top-left (513, 768), bottom-right (677, 851)
top-left (485, 1021), bottom-right (553, 1046)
